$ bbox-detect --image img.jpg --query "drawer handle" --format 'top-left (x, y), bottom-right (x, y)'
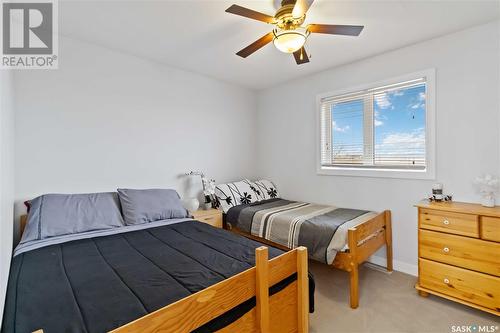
top-left (443, 247), bottom-right (450, 253)
top-left (204, 217), bottom-right (214, 220)
top-left (443, 219), bottom-right (450, 225)
top-left (443, 278), bottom-right (450, 284)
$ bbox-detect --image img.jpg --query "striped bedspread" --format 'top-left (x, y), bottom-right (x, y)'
top-left (226, 199), bottom-right (374, 264)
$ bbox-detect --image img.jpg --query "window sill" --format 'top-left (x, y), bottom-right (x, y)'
top-left (317, 166), bottom-right (435, 180)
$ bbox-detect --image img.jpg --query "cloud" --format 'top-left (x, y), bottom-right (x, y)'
top-left (332, 121), bottom-right (350, 133)
top-left (375, 129), bottom-right (426, 164)
top-left (409, 92), bottom-right (426, 109)
top-left (374, 93), bottom-right (391, 109)
top-left (410, 102), bottom-right (425, 109)
top-left (393, 90), bottom-right (405, 97)
top-left (374, 119), bottom-right (384, 127)
top-left (380, 128), bottom-right (425, 151)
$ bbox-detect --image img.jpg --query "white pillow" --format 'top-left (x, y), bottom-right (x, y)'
top-left (251, 179), bottom-right (279, 201)
top-left (215, 180), bottom-right (258, 213)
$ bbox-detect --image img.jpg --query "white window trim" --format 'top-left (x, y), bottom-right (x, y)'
top-left (316, 69), bottom-right (436, 180)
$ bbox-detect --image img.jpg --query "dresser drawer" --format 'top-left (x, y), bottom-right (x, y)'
top-left (419, 258), bottom-right (500, 311)
top-left (419, 208), bottom-right (479, 237)
top-left (481, 217), bottom-right (500, 242)
top-left (419, 229), bottom-right (500, 276)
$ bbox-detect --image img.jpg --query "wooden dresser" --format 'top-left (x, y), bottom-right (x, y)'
top-left (415, 201), bottom-right (500, 316)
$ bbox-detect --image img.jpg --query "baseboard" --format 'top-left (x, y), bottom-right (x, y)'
top-left (367, 255), bottom-right (418, 276)
top-left (364, 262), bottom-right (393, 274)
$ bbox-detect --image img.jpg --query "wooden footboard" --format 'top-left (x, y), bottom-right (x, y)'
top-left (332, 210), bottom-right (393, 308)
top-left (109, 246), bottom-right (309, 333)
top-left (350, 210), bottom-right (392, 268)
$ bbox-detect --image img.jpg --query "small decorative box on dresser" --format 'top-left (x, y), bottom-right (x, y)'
top-left (415, 201), bottom-right (500, 316)
top-left (192, 208), bottom-right (223, 228)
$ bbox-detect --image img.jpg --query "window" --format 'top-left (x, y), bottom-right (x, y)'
top-left (317, 70), bottom-right (435, 179)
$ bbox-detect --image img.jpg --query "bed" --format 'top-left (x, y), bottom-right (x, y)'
top-left (3, 190), bottom-right (314, 333)
top-left (223, 197), bottom-right (393, 309)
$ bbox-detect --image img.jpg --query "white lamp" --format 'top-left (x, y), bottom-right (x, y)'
top-left (183, 171), bottom-right (202, 212)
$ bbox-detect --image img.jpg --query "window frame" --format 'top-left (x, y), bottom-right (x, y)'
top-left (316, 69), bottom-right (436, 180)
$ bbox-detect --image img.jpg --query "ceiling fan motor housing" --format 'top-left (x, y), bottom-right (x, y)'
top-left (275, 0), bottom-right (305, 30)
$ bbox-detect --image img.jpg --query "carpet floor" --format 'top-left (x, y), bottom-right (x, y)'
top-left (309, 261), bottom-right (499, 333)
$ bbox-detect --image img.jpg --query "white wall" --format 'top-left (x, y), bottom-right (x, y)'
top-left (10, 20), bottom-right (500, 278)
top-left (0, 70), bottom-right (15, 324)
top-left (14, 37), bottom-right (257, 236)
top-left (256, 21), bottom-right (500, 275)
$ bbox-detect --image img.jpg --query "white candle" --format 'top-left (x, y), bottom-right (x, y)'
top-left (432, 183), bottom-right (443, 191)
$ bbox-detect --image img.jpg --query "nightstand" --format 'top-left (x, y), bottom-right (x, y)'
top-left (192, 208), bottom-right (223, 228)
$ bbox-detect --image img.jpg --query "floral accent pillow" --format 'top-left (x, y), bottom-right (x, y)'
top-left (215, 180), bottom-right (258, 213)
top-left (251, 179), bottom-right (279, 201)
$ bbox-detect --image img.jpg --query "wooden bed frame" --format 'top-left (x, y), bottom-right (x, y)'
top-left (227, 210), bottom-right (393, 309)
top-left (20, 216), bottom-right (310, 333)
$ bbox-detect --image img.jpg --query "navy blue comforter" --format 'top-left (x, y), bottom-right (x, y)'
top-left (2, 221), bottom-right (314, 333)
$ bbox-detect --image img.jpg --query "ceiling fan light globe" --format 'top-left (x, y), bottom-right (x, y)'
top-left (273, 28), bottom-right (308, 53)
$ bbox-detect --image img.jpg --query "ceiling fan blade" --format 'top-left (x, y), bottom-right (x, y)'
top-left (236, 32), bottom-right (274, 58)
top-left (308, 24), bottom-right (364, 36)
top-left (292, 0), bottom-right (315, 18)
top-left (293, 47), bottom-right (309, 65)
top-left (225, 4), bottom-right (275, 24)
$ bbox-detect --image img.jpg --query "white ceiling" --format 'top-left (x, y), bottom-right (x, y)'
top-left (60, 0), bottom-right (499, 90)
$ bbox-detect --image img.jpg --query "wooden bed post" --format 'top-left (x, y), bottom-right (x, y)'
top-left (255, 247), bottom-right (270, 333)
top-left (347, 229), bottom-right (359, 309)
top-left (296, 247), bottom-right (309, 333)
top-left (384, 210), bottom-right (393, 272)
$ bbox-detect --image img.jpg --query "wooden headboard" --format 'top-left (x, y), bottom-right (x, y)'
top-left (20, 214), bottom-right (28, 238)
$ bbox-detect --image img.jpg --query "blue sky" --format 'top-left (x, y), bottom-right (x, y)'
top-left (331, 84), bottom-right (426, 162)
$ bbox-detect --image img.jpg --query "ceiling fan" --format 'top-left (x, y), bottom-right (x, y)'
top-left (225, 0), bottom-right (364, 65)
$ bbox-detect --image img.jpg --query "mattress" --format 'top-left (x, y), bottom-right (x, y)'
top-left (225, 199), bottom-right (378, 264)
top-left (2, 220), bottom-right (314, 333)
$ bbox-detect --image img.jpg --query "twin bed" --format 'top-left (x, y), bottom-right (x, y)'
top-left (3, 183), bottom-right (392, 332)
top-left (216, 179), bottom-right (393, 309)
top-left (224, 198), bottom-right (392, 309)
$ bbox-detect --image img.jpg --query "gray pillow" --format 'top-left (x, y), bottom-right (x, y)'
top-left (21, 192), bottom-right (124, 243)
top-left (117, 188), bottom-right (189, 225)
